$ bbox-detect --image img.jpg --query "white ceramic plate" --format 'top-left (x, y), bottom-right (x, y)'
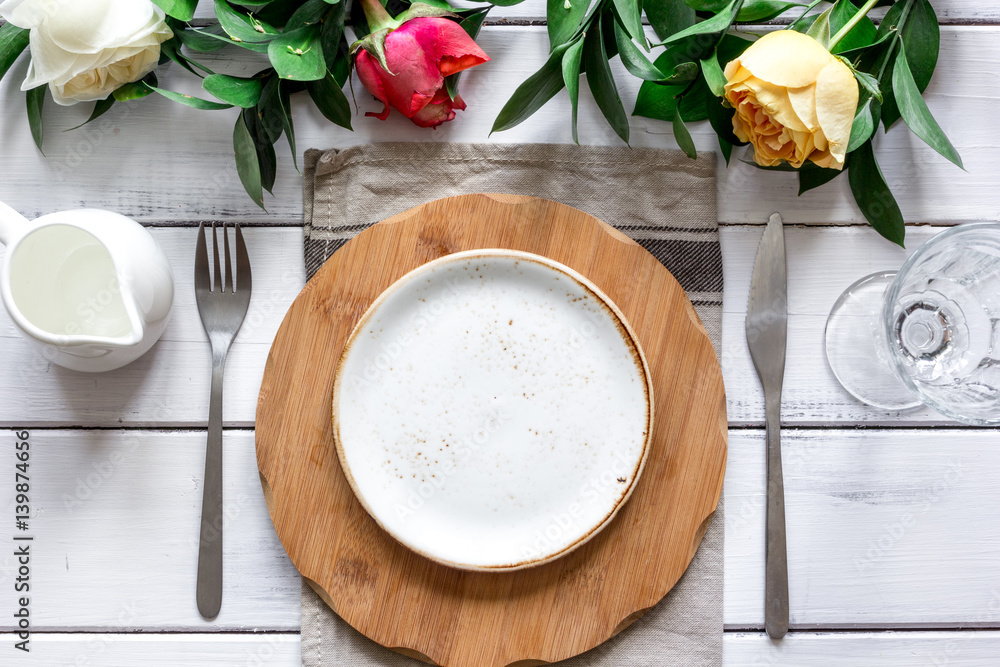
top-left (332, 250), bottom-right (653, 571)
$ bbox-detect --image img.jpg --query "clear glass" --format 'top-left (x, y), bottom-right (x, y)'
top-left (825, 223), bottom-right (1000, 425)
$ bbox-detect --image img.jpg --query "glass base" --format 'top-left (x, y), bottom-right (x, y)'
top-left (824, 272), bottom-right (923, 411)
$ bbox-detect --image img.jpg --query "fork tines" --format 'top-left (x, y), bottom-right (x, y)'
top-left (195, 223), bottom-right (251, 294)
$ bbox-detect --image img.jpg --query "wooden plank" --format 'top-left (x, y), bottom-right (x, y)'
top-left (0, 633), bottom-right (301, 665)
top-left (725, 429), bottom-right (1000, 628)
top-left (0, 27), bottom-right (995, 224)
top-left (0, 225), bottom-right (970, 427)
top-left (3, 428), bottom-right (1000, 632)
top-left (0, 430), bottom-right (301, 632)
top-left (6, 631), bottom-right (1000, 666)
top-left (724, 631), bottom-right (1000, 665)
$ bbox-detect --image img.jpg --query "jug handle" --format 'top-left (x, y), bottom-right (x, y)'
top-left (0, 201), bottom-right (31, 246)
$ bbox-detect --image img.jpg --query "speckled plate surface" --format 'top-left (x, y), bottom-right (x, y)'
top-left (332, 249), bottom-right (653, 571)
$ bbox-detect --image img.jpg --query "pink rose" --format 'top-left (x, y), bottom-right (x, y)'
top-left (353, 3), bottom-right (489, 128)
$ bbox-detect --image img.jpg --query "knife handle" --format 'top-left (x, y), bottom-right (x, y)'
top-left (764, 397), bottom-right (789, 639)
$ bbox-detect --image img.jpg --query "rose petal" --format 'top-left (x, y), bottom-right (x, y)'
top-left (737, 29), bottom-right (834, 89)
top-left (410, 93), bottom-right (465, 128)
top-left (355, 50), bottom-right (392, 121)
top-left (814, 58), bottom-right (859, 165)
top-left (736, 77), bottom-right (809, 133)
top-left (375, 28), bottom-right (448, 116)
top-left (45, 0), bottom-right (164, 53)
top-left (810, 149), bottom-right (839, 169)
top-left (399, 18), bottom-right (490, 77)
top-left (786, 83), bottom-right (818, 131)
top-left (0, 0), bottom-right (48, 28)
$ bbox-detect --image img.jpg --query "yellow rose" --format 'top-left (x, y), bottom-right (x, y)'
top-left (724, 30), bottom-right (859, 170)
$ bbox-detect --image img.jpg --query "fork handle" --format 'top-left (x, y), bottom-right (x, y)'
top-left (197, 349), bottom-right (227, 619)
top-left (764, 396), bottom-right (789, 639)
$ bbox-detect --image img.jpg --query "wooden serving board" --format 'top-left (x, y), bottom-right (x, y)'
top-left (256, 194), bottom-right (727, 667)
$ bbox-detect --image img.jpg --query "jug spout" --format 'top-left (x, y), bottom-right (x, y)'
top-left (0, 201), bottom-right (31, 246)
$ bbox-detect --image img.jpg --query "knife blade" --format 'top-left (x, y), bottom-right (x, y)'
top-left (745, 212), bottom-right (789, 639)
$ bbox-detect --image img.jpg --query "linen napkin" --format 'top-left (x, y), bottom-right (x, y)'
top-left (301, 142), bottom-right (724, 667)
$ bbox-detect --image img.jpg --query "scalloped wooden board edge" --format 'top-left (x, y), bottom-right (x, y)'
top-left (256, 194), bottom-right (727, 667)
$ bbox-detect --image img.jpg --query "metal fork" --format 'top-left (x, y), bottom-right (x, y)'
top-left (194, 222), bottom-right (252, 619)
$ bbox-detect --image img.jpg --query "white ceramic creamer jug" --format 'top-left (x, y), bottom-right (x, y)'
top-left (0, 201), bottom-right (174, 372)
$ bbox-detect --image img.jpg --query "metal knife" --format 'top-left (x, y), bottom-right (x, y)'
top-left (745, 212), bottom-right (789, 639)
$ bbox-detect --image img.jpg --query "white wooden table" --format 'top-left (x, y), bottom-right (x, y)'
top-left (2, 3), bottom-right (1000, 665)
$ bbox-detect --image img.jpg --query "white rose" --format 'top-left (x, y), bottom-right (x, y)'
top-left (0, 0), bottom-right (173, 106)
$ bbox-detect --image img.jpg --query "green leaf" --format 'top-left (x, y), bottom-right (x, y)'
top-left (203, 73), bottom-right (264, 107)
top-left (233, 113), bottom-right (264, 208)
top-left (662, 61), bottom-right (700, 83)
top-left (836, 28), bottom-right (893, 60)
top-left (113, 80), bottom-right (154, 101)
top-left (26, 85), bottom-right (45, 153)
top-left (0, 23), bottom-right (30, 82)
top-left (548, 0), bottom-right (590, 49)
top-left (277, 80), bottom-right (298, 170)
top-left (805, 5), bottom-right (831, 48)
top-left (492, 43), bottom-right (570, 133)
top-left (161, 38), bottom-right (211, 77)
top-left (633, 81), bottom-right (711, 121)
top-left (307, 70), bottom-right (352, 130)
top-left (613, 0), bottom-right (646, 47)
top-left (682, 0), bottom-right (730, 9)
top-left (354, 28), bottom-right (393, 74)
top-left (798, 164), bottom-right (843, 195)
top-left (319, 0), bottom-right (346, 62)
top-left (891, 43), bottom-right (962, 169)
top-left (256, 76), bottom-right (284, 144)
top-left (643, 0), bottom-right (694, 42)
top-left (446, 8), bottom-right (489, 100)
top-left (614, 20), bottom-right (668, 81)
top-left (700, 51), bottom-right (726, 97)
top-left (151, 0), bottom-right (198, 21)
top-left (633, 47), bottom-right (711, 122)
top-left (148, 84), bottom-right (234, 109)
top-left (736, 0), bottom-right (803, 22)
top-left (848, 140), bottom-right (904, 246)
top-left (876, 0), bottom-right (938, 129)
top-left (828, 0), bottom-right (876, 53)
top-left (853, 67), bottom-right (882, 103)
top-left (562, 36), bottom-right (585, 144)
top-left (672, 111), bottom-right (697, 158)
top-left (174, 26), bottom-right (229, 52)
top-left (65, 96), bottom-right (116, 132)
top-left (705, 91), bottom-right (745, 149)
top-left (268, 26), bottom-right (325, 81)
top-left (656, 0), bottom-right (742, 50)
top-left (583, 14), bottom-right (629, 144)
top-left (717, 32), bottom-right (754, 64)
top-left (215, 0), bottom-right (280, 43)
top-left (846, 96), bottom-right (877, 153)
top-left (191, 27), bottom-right (271, 52)
top-left (284, 0), bottom-right (333, 31)
top-left (242, 108), bottom-right (277, 195)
